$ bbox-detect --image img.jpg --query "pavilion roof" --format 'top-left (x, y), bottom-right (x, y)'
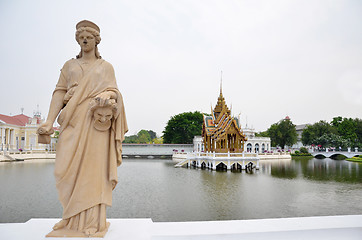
top-left (202, 83), bottom-right (246, 141)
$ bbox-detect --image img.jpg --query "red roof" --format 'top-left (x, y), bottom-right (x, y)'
top-left (0, 114), bottom-right (31, 126)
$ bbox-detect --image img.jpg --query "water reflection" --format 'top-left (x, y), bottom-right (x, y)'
top-left (268, 158), bottom-right (362, 183)
top-left (263, 160), bottom-right (298, 179)
top-left (1, 158), bottom-right (362, 223)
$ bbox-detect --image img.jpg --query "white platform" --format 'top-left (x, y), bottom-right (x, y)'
top-left (1, 215), bottom-right (361, 240)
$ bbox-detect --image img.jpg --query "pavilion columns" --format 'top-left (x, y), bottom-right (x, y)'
top-left (227, 133), bottom-right (238, 152)
top-left (5, 128), bottom-right (9, 150)
top-left (0, 128), bottom-right (14, 150)
top-left (232, 134), bottom-right (236, 150)
top-left (207, 136), bottom-right (211, 151)
top-left (227, 160), bottom-right (231, 170)
top-left (9, 129), bottom-right (14, 150)
top-left (0, 127), bottom-right (3, 150)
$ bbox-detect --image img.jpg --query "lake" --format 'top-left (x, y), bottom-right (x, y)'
top-left (0, 158), bottom-right (361, 223)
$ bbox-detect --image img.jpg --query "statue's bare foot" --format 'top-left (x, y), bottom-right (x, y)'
top-left (84, 228), bottom-right (97, 236)
top-left (53, 219), bottom-right (68, 230)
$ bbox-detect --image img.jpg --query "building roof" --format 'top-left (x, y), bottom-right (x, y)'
top-left (295, 124), bottom-right (308, 131)
top-left (203, 87), bottom-right (246, 141)
top-left (0, 114), bottom-right (31, 126)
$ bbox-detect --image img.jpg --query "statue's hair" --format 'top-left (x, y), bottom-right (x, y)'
top-left (89, 98), bottom-right (117, 115)
top-left (75, 26), bottom-right (102, 59)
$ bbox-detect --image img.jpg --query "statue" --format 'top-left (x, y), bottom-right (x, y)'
top-left (37, 20), bottom-right (128, 237)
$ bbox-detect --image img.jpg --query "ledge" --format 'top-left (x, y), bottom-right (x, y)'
top-left (1, 215), bottom-right (361, 240)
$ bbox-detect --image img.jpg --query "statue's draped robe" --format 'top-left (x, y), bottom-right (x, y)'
top-left (53, 58), bottom-right (127, 233)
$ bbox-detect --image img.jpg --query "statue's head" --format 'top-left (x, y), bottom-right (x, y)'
top-left (89, 98), bottom-right (117, 131)
top-left (75, 20), bottom-right (102, 59)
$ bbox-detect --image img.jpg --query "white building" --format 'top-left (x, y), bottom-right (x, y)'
top-left (292, 124), bottom-right (307, 149)
top-left (0, 111), bottom-right (58, 152)
top-left (242, 127), bottom-right (271, 153)
top-left (193, 126), bottom-right (271, 154)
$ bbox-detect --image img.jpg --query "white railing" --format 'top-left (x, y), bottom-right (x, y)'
top-left (195, 152), bottom-right (258, 158)
top-left (1, 150), bottom-right (56, 156)
top-left (178, 151), bottom-right (259, 159)
top-left (259, 152), bottom-right (291, 156)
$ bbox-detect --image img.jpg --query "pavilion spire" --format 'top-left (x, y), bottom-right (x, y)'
top-left (213, 71), bottom-right (231, 121)
top-left (220, 71), bottom-right (223, 95)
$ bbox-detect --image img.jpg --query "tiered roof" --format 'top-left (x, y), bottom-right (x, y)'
top-left (213, 86), bottom-right (230, 120)
top-left (203, 86), bottom-right (246, 141)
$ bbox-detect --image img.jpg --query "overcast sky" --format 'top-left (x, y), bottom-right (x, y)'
top-left (1, 0), bottom-right (361, 136)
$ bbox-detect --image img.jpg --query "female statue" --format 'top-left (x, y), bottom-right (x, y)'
top-left (37, 20), bottom-right (128, 237)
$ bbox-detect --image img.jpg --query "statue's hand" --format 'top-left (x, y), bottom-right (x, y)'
top-left (95, 91), bottom-right (112, 106)
top-left (111, 180), bottom-right (117, 190)
top-left (37, 121), bottom-right (54, 135)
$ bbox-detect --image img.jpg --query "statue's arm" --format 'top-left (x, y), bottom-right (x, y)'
top-left (38, 90), bottom-right (66, 134)
top-left (95, 61), bottom-right (118, 105)
top-left (47, 90), bottom-right (66, 124)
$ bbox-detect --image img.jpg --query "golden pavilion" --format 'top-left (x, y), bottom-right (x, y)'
top-left (202, 86), bottom-right (247, 153)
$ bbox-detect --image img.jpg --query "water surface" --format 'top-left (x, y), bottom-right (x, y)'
top-left (0, 158), bottom-right (361, 223)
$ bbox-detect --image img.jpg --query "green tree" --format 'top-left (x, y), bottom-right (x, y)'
top-left (299, 147), bottom-right (308, 154)
top-left (152, 137), bottom-right (163, 144)
top-left (137, 130), bottom-right (151, 143)
top-left (255, 131), bottom-right (269, 137)
top-left (331, 117), bottom-right (358, 146)
top-left (163, 111), bottom-right (204, 144)
top-left (147, 130), bottom-right (157, 140)
top-left (355, 118), bottom-right (362, 147)
top-left (301, 121), bottom-right (336, 146)
top-left (123, 134), bottom-right (138, 143)
top-left (314, 133), bottom-right (350, 148)
top-left (123, 129), bottom-right (158, 143)
top-left (267, 118), bottom-right (297, 149)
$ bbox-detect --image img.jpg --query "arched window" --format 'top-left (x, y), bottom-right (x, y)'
top-left (255, 143), bottom-right (259, 153)
top-left (247, 143), bottom-right (252, 152)
top-left (262, 143), bottom-right (265, 152)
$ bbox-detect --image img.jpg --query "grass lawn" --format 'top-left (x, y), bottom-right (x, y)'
top-left (346, 156), bottom-right (362, 163)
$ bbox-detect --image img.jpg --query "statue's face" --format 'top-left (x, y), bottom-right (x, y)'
top-left (93, 107), bottom-right (113, 131)
top-left (78, 31), bottom-right (96, 53)
top-left (94, 107), bottom-right (113, 123)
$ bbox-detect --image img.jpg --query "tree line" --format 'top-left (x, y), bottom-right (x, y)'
top-left (301, 117), bottom-right (362, 149)
top-left (257, 116), bottom-right (362, 149)
top-left (123, 111), bottom-right (362, 150)
top-left (123, 129), bottom-right (162, 144)
top-left (256, 117), bottom-right (297, 149)
top-left (122, 111), bottom-right (203, 144)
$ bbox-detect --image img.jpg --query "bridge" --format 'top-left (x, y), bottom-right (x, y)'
top-left (122, 143), bottom-right (193, 158)
top-left (0, 144), bottom-right (194, 161)
top-left (311, 150), bottom-right (361, 159)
